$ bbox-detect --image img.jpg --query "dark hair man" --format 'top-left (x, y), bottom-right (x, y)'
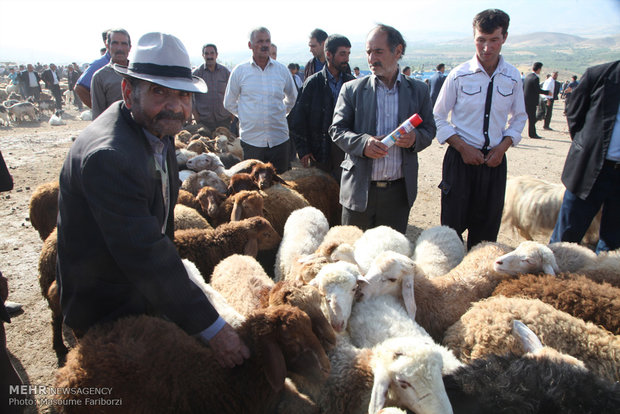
top-left (192, 43), bottom-right (233, 131)
top-left (523, 61), bottom-right (550, 138)
top-left (291, 34), bottom-right (355, 182)
top-left (429, 63), bottom-right (446, 107)
top-left (433, 9), bottom-right (527, 249)
top-left (304, 28), bottom-right (328, 79)
top-left (550, 60), bottom-right (620, 253)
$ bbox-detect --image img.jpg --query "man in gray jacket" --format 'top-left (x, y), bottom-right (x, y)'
top-left (330, 24), bottom-right (435, 234)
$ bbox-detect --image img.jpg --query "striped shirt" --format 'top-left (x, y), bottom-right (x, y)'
top-left (372, 73), bottom-right (403, 181)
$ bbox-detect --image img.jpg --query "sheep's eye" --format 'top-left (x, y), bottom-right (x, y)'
top-left (388, 278), bottom-right (397, 282)
top-left (398, 379), bottom-right (411, 389)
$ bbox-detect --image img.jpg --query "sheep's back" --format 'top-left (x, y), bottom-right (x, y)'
top-left (493, 273), bottom-right (620, 335)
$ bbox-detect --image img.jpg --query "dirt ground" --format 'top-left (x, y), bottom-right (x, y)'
top-left (1, 103), bottom-right (571, 413)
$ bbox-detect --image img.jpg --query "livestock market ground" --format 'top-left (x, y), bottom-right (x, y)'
top-left (1, 104), bottom-right (571, 413)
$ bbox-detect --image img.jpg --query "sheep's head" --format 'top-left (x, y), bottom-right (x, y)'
top-left (248, 305), bottom-right (330, 391)
top-left (309, 261), bottom-right (361, 333)
top-left (186, 152), bottom-right (222, 172)
top-left (196, 186), bottom-right (226, 218)
top-left (369, 338), bottom-right (452, 414)
top-left (268, 281), bottom-right (337, 352)
top-left (242, 217), bottom-right (281, 254)
top-left (359, 251), bottom-right (418, 320)
top-left (227, 173), bottom-right (260, 196)
top-left (230, 190), bottom-right (264, 222)
top-left (250, 162), bottom-right (287, 190)
top-left (494, 241), bottom-right (559, 276)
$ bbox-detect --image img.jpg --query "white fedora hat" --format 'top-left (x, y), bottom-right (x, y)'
top-left (114, 32), bottom-right (207, 93)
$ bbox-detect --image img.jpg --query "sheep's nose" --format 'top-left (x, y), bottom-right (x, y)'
top-left (495, 260), bottom-right (503, 265)
top-left (333, 321), bottom-right (344, 332)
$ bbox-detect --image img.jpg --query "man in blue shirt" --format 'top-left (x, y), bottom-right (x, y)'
top-left (74, 30), bottom-right (111, 108)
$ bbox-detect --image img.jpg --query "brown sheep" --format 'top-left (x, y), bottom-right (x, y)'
top-left (251, 163), bottom-right (341, 227)
top-left (264, 280), bottom-right (336, 354)
top-left (53, 305), bottom-right (330, 413)
top-left (492, 273), bottom-right (620, 335)
top-left (37, 228), bottom-right (70, 365)
top-left (29, 181), bottom-right (59, 241)
top-left (196, 187), bottom-right (263, 227)
top-left (174, 217), bottom-right (281, 282)
top-left (176, 189), bottom-right (207, 218)
top-left (227, 172), bottom-right (259, 195)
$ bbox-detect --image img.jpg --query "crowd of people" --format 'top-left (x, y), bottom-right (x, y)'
top-left (2, 9), bottom-right (618, 413)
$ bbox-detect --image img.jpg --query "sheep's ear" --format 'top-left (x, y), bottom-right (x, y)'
top-left (262, 338), bottom-right (287, 392)
top-left (298, 253), bottom-right (317, 264)
top-left (512, 320), bottom-right (543, 353)
top-left (368, 364), bottom-right (390, 414)
top-left (541, 246), bottom-right (559, 275)
top-left (231, 200), bottom-right (244, 222)
top-left (401, 272), bottom-right (416, 320)
top-left (357, 275), bottom-right (369, 285)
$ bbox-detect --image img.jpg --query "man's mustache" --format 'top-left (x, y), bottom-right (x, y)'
top-left (156, 110), bottom-right (185, 121)
top-left (260, 47), bottom-right (269, 52)
top-left (371, 62), bottom-right (382, 67)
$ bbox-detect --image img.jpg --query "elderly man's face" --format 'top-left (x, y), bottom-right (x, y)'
top-left (108, 32), bottom-right (131, 65)
top-left (249, 31), bottom-right (271, 60)
top-left (122, 79), bottom-right (192, 138)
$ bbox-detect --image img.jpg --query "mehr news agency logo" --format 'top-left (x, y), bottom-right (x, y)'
top-left (8, 385), bottom-right (122, 407)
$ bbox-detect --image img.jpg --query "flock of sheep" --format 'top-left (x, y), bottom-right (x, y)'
top-left (25, 124), bottom-right (620, 413)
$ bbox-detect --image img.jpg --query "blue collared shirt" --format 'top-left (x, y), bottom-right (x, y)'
top-left (326, 69), bottom-right (343, 103)
top-left (77, 52), bottom-right (111, 90)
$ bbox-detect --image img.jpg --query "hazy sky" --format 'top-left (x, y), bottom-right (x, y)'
top-left (1, 0), bottom-right (619, 65)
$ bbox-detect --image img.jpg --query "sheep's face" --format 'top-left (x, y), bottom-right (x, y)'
top-left (493, 241), bottom-right (558, 276)
top-left (253, 218), bottom-right (281, 250)
top-left (359, 252), bottom-right (415, 300)
top-left (311, 262), bottom-right (360, 333)
top-left (271, 307), bottom-right (331, 382)
top-left (187, 153), bottom-right (218, 172)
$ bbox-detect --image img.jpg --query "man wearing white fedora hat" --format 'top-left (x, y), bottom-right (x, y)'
top-left (57, 32), bottom-right (249, 368)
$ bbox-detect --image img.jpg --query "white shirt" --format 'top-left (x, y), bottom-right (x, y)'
top-left (224, 57), bottom-right (297, 147)
top-left (434, 55), bottom-right (527, 149)
top-left (52, 70), bottom-right (59, 85)
top-left (541, 76), bottom-right (556, 101)
top-left (608, 104), bottom-right (620, 162)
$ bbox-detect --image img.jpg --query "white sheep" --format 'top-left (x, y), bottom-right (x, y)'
top-left (274, 206), bottom-right (329, 282)
top-left (79, 109), bottom-right (92, 121)
top-left (502, 175), bottom-right (601, 245)
top-left (314, 336), bottom-right (455, 414)
top-left (494, 240), bottom-right (620, 286)
top-left (309, 261), bottom-right (364, 333)
top-left (176, 148), bottom-right (199, 169)
top-left (173, 204), bottom-right (212, 230)
top-left (182, 259), bottom-right (245, 328)
top-left (359, 243), bottom-right (514, 342)
top-left (354, 226), bottom-right (413, 274)
top-left (412, 225), bottom-right (465, 278)
top-left (48, 110), bottom-right (66, 126)
top-left (181, 169), bottom-right (227, 195)
top-left (210, 254), bottom-right (274, 317)
top-left (442, 295), bottom-right (620, 382)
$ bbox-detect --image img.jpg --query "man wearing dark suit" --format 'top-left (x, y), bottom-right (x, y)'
top-left (330, 24), bottom-right (435, 234)
top-left (429, 63), bottom-right (446, 108)
top-left (523, 62), bottom-right (549, 138)
top-left (42, 63), bottom-right (63, 110)
top-left (21, 64), bottom-right (41, 100)
top-left (56, 32), bottom-right (249, 368)
top-left (291, 34), bottom-right (355, 182)
top-left (550, 60), bottom-right (620, 253)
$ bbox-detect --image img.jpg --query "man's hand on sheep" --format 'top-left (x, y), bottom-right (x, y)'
top-left (208, 323), bottom-right (250, 368)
